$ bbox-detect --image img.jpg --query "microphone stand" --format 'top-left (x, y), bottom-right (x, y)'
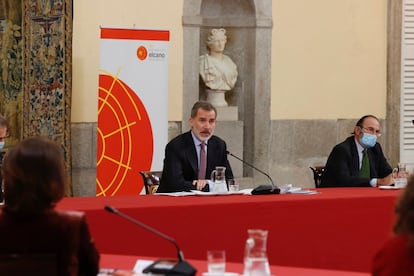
top-left (104, 206), bottom-right (196, 275)
top-left (226, 151), bottom-right (280, 195)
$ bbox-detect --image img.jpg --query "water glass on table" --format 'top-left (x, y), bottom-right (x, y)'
top-left (207, 250), bottom-right (226, 274)
top-left (227, 179), bottom-right (239, 193)
top-left (393, 163), bottom-right (408, 188)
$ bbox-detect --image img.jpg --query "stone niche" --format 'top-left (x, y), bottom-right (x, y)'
top-left (183, 0), bottom-right (272, 184)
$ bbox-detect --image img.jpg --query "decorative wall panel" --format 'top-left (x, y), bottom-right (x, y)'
top-left (0, 0), bottom-right (72, 194)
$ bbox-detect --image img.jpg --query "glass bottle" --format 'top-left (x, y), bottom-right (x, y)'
top-left (210, 166), bottom-right (227, 193)
top-left (393, 163), bottom-right (408, 188)
top-left (243, 229), bottom-right (271, 276)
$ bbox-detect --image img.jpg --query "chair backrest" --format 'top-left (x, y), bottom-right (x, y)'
top-left (0, 253), bottom-right (58, 276)
top-left (309, 166), bottom-right (325, 188)
top-left (140, 171), bottom-right (162, 194)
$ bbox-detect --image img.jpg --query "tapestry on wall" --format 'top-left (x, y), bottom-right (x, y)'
top-left (0, 0), bottom-right (72, 194)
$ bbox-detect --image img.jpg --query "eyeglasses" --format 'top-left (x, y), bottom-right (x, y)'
top-left (360, 126), bottom-right (382, 137)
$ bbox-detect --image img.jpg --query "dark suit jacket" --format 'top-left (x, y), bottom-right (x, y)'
top-left (0, 209), bottom-right (100, 276)
top-left (157, 131), bottom-right (233, 193)
top-left (320, 136), bottom-right (393, 187)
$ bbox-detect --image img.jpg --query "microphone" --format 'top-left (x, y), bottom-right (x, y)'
top-left (104, 205), bottom-right (196, 275)
top-left (226, 150), bottom-right (280, 195)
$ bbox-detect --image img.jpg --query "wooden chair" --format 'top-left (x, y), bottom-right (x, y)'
top-left (309, 166), bottom-right (325, 188)
top-left (139, 171), bottom-right (162, 194)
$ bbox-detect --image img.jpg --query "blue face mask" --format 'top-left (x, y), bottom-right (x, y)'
top-left (360, 133), bottom-right (377, 148)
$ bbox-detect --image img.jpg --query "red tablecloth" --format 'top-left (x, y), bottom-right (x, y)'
top-left (57, 188), bottom-right (401, 272)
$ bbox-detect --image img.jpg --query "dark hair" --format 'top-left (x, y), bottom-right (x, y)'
top-left (351, 115), bottom-right (380, 135)
top-left (190, 101), bottom-right (217, 118)
top-left (355, 115), bottom-right (379, 128)
top-left (394, 174), bottom-right (414, 241)
top-left (2, 136), bottom-right (66, 216)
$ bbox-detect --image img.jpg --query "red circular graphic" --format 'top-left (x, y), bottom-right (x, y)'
top-left (137, 46), bottom-right (148, 60)
top-left (97, 74), bottom-right (153, 196)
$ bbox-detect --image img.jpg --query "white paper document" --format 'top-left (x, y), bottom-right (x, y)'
top-left (154, 191), bottom-right (196, 197)
top-left (154, 189), bottom-right (253, 197)
top-left (279, 184), bottom-right (318, 195)
top-left (190, 189), bottom-right (251, 196)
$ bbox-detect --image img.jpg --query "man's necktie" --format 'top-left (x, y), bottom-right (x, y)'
top-left (198, 142), bottom-right (206, 179)
top-left (360, 149), bottom-right (370, 178)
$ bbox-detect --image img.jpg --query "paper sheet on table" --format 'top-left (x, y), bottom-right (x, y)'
top-left (191, 189), bottom-right (252, 196)
top-left (279, 184), bottom-right (318, 195)
top-left (154, 188), bottom-right (253, 196)
top-left (153, 191), bottom-right (196, 197)
top-left (378, 185), bottom-right (402, 190)
top-left (133, 259), bottom-right (155, 274)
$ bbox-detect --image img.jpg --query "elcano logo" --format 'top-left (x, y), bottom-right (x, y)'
top-left (136, 44), bottom-right (167, 61)
top-left (137, 46), bottom-right (148, 60)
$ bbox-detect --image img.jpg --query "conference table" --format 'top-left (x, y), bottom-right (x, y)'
top-left (100, 254), bottom-right (371, 275)
top-left (57, 187), bottom-right (401, 273)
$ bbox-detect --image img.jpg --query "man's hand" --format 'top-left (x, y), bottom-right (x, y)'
top-left (376, 173), bottom-right (394, 186)
top-left (192, 179), bottom-right (208, 190)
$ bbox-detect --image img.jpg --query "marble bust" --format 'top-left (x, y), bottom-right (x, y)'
top-left (200, 28), bottom-right (238, 107)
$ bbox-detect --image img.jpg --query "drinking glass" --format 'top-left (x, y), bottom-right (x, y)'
top-left (207, 250), bottom-right (226, 274)
top-left (393, 163), bottom-right (408, 188)
top-left (228, 179), bottom-right (240, 192)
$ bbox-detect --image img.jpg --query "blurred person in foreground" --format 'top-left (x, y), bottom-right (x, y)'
top-left (372, 174), bottom-right (414, 275)
top-left (157, 101), bottom-right (233, 193)
top-left (0, 114), bottom-right (9, 202)
top-left (0, 114), bottom-right (9, 151)
top-left (320, 115), bottom-right (393, 187)
top-left (0, 136), bottom-right (99, 275)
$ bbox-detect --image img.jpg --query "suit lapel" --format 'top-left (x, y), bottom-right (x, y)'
top-left (184, 131), bottom-right (198, 175)
top-left (367, 147), bottom-right (375, 176)
top-left (206, 137), bottom-right (222, 175)
top-left (350, 138), bottom-right (361, 175)
top-left (206, 138), bottom-right (213, 174)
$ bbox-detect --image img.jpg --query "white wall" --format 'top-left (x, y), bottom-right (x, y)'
top-left (72, 0), bottom-right (387, 122)
top-left (271, 0), bottom-right (387, 119)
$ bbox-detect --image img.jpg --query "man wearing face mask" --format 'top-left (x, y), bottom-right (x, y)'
top-left (0, 114), bottom-right (9, 202)
top-left (320, 115), bottom-right (393, 187)
top-left (157, 101), bottom-right (233, 193)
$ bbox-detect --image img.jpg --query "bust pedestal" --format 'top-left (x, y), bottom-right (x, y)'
top-left (206, 89), bottom-right (227, 107)
top-left (205, 89), bottom-right (238, 120)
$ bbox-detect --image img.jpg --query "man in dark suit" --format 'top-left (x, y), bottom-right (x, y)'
top-left (157, 101), bottom-right (233, 193)
top-left (320, 115), bottom-right (393, 187)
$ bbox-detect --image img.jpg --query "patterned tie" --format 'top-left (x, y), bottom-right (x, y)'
top-left (360, 149), bottom-right (370, 178)
top-left (198, 142), bottom-right (206, 179)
